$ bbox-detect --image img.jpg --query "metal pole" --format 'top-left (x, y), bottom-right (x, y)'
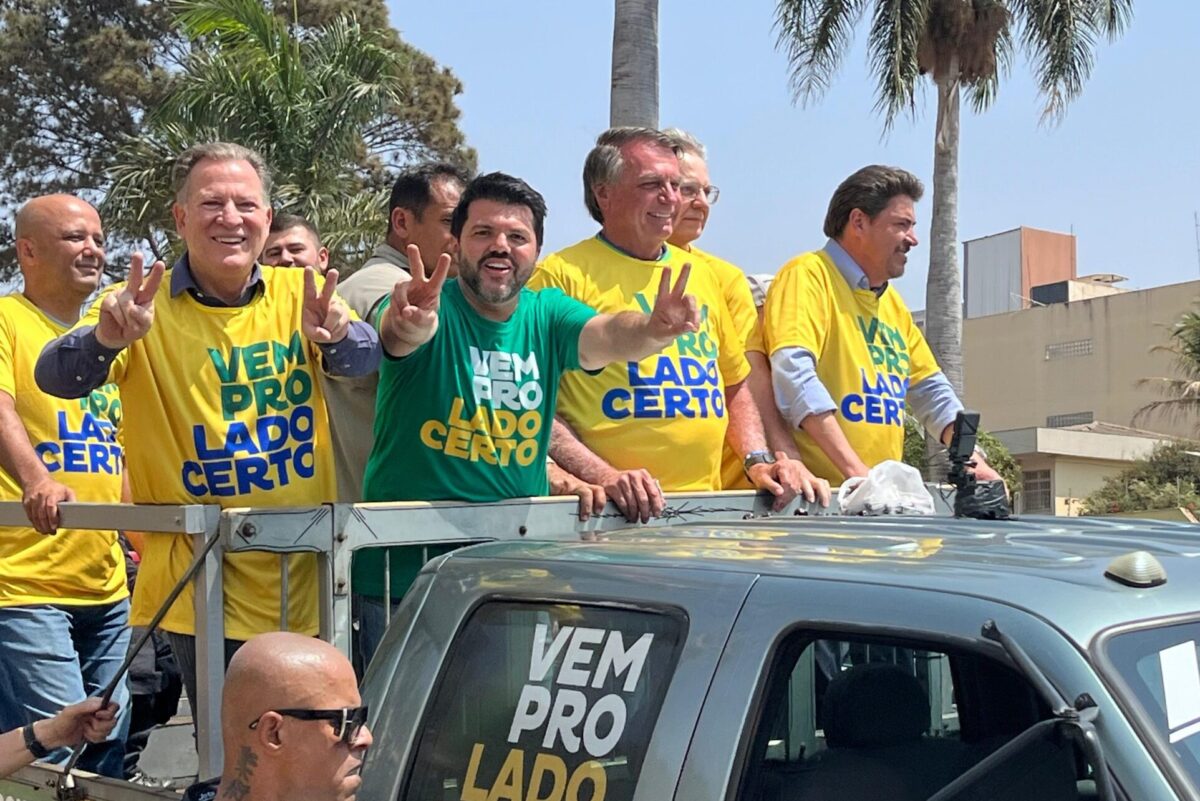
top-left (279, 554), bottom-right (289, 632)
top-left (195, 509), bottom-right (227, 779)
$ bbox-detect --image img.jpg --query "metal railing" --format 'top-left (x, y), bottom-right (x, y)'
top-left (0, 488), bottom-right (953, 779)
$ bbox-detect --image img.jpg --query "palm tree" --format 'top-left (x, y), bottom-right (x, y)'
top-left (103, 0), bottom-right (472, 271)
top-left (610, 0), bottom-right (659, 127)
top-left (773, 0), bottom-right (1132, 397)
top-left (1136, 307), bottom-right (1200, 434)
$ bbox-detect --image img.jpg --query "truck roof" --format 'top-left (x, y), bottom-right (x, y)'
top-left (443, 514), bottom-right (1200, 646)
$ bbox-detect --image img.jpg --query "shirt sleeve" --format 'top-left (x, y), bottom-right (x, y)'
top-left (900, 307), bottom-right (941, 385)
top-left (770, 346), bottom-right (837, 428)
top-left (711, 290), bottom-right (751, 388)
top-left (0, 312), bottom-right (16, 400)
top-left (545, 290), bottom-right (598, 371)
top-left (35, 325), bottom-right (123, 399)
top-left (318, 319), bottom-right (380, 377)
top-left (762, 257), bottom-right (831, 357)
top-left (908, 371), bottom-right (963, 439)
top-left (714, 259), bottom-right (758, 351)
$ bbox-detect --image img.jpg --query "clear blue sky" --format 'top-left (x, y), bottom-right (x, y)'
top-left (384, 0), bottom-right (1200, 311)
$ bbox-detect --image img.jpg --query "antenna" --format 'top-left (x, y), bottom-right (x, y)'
top-left (1194, 212), bottom-right (1200, 276)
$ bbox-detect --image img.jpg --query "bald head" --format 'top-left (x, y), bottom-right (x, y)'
top-left (14, 195), bottom-right (106, 314)
top-left (219, 633), bottom-right (370, 801)
top-left (223, 633), bottom-right (355, 738)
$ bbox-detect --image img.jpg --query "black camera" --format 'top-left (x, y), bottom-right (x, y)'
top-left (948, 411), bottom-right (1011, 520)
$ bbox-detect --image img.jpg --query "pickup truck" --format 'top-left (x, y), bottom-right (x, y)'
top-left (359, 514), bottom-right (1200, 801)
top-left (1, 497), bottom-right (1198, 801)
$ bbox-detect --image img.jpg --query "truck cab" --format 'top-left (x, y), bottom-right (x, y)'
top-left (359, 515), bottom-right (1200, 801)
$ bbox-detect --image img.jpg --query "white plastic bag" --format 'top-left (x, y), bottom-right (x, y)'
top-left (837, 460), bottom-right (936, 516)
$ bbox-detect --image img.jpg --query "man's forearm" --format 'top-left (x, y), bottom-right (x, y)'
top-left (549, 417), bottom-right (615, 484)
top-left (800, 411), bottom-right (869, 480)
top-left (0, 395), bottom-right (52, 489)
top-left (723, 379), bottom-right (769, 459)
top-left (319, 320), bottom-right (381, 377)
top-left (577, 312), bottom-right (672, 370)
top-left (35, 326), bottom-right (119, 398)
top-left (746, 352), bottom-right (802, 459)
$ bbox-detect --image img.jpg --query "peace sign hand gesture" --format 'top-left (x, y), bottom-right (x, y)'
top-left (647, 263), bottom-right (700, 341)
top-left (380, 244), bottom-right (452, 357)
top-left (303, 267), bottom-right (352, 344)
top-left (95, 253), bottom-right (167, 350)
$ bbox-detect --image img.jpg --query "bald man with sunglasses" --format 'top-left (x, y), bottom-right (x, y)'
top-left (184, 633), bottom-right (372, 801)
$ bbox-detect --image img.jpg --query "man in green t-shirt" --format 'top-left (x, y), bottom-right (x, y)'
top-left (352, 172), bottom-right (701, 667)
top-left (365, 171), bottom-right (701, 502)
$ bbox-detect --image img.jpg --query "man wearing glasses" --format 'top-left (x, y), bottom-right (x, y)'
top-left (184, 632), bottom-right (371, 801)
top-left (532, 127), bottom-right (805, 524)
top-left (662, 129), bottom-right (828, 507)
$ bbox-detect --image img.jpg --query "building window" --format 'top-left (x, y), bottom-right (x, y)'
top-left (1044, 339), bottom-right (1094, 360)
top-left (1046, 411), bottom-right (1094, 428)
top-left (1024, 470), bottom-right (1052, 514)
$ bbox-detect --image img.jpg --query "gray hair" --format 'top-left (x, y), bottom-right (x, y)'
top-left (662, 127), bottom-right (706, 159)
top-left (582, 127), bottom-right (680, 224)
top-left (172, 142), bottom-right (273, 202)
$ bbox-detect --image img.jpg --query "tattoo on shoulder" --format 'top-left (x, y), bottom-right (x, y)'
top-left (222, 746), bottom-right (258, 801)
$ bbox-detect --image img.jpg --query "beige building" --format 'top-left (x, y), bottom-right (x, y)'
top-left (993, 423), bottom-right (1179, 516)
top-left (963, 278), bottom-right (1200, 440)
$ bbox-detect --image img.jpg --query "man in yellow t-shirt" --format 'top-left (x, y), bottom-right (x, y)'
top-left (662, 128), bottom-right (829, 506)
top-left (0, 195), bottom-right (129, 777)
top-left (532, 127), bottom-right (804, 522)
top-left (762, 165), bottom-right (1001, 485)
top-left (36, 143), bottom-right (382, 716)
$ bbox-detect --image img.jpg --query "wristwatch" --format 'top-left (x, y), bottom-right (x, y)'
top-left (23, 722), bottom-right (51, 758)
top-left (743, 450), bottom-right (777, 477)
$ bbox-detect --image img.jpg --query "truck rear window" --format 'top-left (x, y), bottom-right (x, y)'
top-left (402, 601), bottom-right (685, 801)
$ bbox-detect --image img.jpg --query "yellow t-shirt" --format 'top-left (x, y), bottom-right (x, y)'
top-left (685, 247), bottom-right (763, 491)
top-left (762, 249), bottom-right (940, 484)
top-left (0, 294), bottom-right (126, 606)
top-left (531, 237), bottom-right (750, 491)
top-left (79, 267), bottom-right (340, 639)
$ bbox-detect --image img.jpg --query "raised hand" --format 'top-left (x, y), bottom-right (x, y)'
top-left (648, 264), bottom-right (700, 340)
top-left (302, 267), bottom-right (352, 344)
top-left (380, 244), bottom-right (451, 357)
top-left (95, 253), bottom-right (166, 350)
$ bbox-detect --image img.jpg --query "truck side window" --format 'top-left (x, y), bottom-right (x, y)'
top-left (739, 634), bottom-right (1088, 801)
top-left (402, 601), bottom-right (685, 801)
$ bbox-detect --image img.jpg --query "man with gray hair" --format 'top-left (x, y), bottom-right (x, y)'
top-left (662, 128), bottom-right (828, 505)
top-left (761, 164), bottom-right (1001, 485)
top-left (531, 127), bottom-right (806, 522)
top-left (36, 141), bottom-right (382, 711)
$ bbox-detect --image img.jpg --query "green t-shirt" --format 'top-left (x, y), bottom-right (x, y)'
top-left (356, 280), bottom-right (597, 597)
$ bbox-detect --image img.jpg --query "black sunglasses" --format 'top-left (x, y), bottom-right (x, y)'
top-left (249, 705), bottom-right (369, 745)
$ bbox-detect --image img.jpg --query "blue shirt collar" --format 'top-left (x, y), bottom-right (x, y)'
top-left (169, 253), bottom-right (264, 306)
top-left (824, 238), bottom-right (887, 296)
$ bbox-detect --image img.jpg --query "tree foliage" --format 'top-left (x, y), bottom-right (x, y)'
top-left (1082, 442), bottom-right (1200, 516)
top-left (772, 0), bottom-right (1131, 127)
top-left (1, 0), bottom-right (472, 277)
top-left (1135, 306), bottom-right (1200, 435)
top-left (0, 0), bottom-right (180, 272)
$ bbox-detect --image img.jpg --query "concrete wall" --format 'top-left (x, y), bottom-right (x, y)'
top-left (1052, 457), bottom-right (1131, 516)
top-left (1020, 228), bottom-right (1076, 302)
top-left (963, 227), bottom-right (1076, 319)
top-left (963, 280), bottom-right (1200, 440)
